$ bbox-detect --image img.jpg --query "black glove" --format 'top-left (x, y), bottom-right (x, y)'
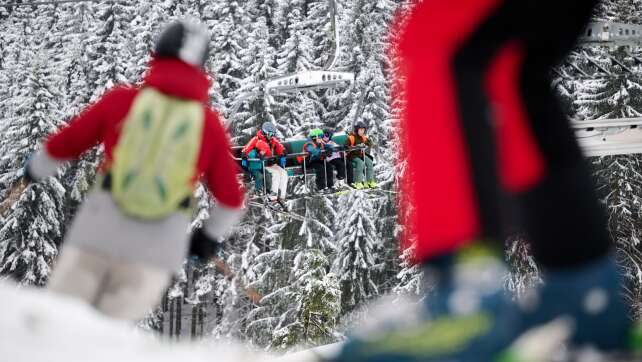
top-left (189, 228), bottom-right (223, 262)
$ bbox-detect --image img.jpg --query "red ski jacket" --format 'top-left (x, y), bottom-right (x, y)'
top-left (44, 58), bottom-right (244, 209)
top-left (241, 131), bottom-right (286, 158)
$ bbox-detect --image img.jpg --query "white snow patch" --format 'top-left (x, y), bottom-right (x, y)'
top-left (0, 283), bottom-right (277, 362)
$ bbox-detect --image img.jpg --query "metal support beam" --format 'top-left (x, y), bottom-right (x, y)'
top-left (572, 118), bottom-right (642, 157)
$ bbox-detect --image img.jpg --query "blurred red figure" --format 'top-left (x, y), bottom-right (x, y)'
top-left (334, 1), bottom-right (636, 361)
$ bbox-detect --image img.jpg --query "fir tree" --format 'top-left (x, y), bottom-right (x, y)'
top-left (332, 192), bottom-right (379, 312)
top-left (0, 49), bottom-right (66, 286)
top-left (592, 156), bottom-right (642, 318)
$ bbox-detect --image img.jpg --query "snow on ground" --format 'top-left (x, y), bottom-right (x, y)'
top-left (0, 283), bottom-right (277, 362)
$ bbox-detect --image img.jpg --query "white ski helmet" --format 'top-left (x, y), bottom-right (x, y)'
top-left (261, 122), bottom-right (277, 138)
top-left (155, 20), bottom-right (210, 68)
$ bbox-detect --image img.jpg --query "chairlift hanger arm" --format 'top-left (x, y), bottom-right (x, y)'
top-left (325, 0), bottom-right (340, 70)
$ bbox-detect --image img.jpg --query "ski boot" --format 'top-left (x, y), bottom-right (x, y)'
top-left (508, 255), bottom-right (632, 354)
top-left (276, 197), bottom-right (289, 212)
top-left (367, 181), bottom-right (377, 189)
top-left (333, 243), bottom-right (524, 362)
top-left (334, 179), bottom-right (349, 191)
top-left (352, 182), bottom-right (366, 190)
top-left (263, 192), bottom-right (279, 208)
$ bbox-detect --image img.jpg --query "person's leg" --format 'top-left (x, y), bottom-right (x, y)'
top-left (264, 166), bottom-right (280, 197)
top-left (251, 170), bottom-right (264, 193)
top-left (336, 1), bottom-right (531, 361)
top-left (312, 161), bottom-right (326, 190)
top-left (277, 166), bottom-right (288, 199)
top-left (487, 0), bottom-right (630, 350)
top-left (325, 160), bottom-right (335, 188)
top-left (346, 157), bottom-right (355, 184)
top-left (332, 158), bottom-right (346, 180)
top-left (48, 246), bottom-right (110, 307)
top-left (353, 158), bottom-right (365, 184)
top-left (397, 0), bottom-right (521, 261)
top-left (365, 156), bottom-right (374, 183)
top-left (517, 0), bottom-right (609, 269)
top-left (95, 261), bottom-right (170, 321)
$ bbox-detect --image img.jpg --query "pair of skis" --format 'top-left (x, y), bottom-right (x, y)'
top-left (247, 198), bottom-right (306, 222)
top-left (287, 186), bottom-right (395, 202)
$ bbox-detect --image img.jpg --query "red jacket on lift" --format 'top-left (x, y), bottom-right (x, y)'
top-left (43, 57), bottom-right (244, 209)
top-left (241, 130), bottom-right (286, 158)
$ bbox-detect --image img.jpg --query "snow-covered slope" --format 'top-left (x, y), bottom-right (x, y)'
top-left (0, 283), bottom-right (276, 362)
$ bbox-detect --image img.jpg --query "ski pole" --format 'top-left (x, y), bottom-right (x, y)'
top-left (262, 159), bottom-right (267, 195)
top-left (323, 154), bottom-right (328, 189)
top-left (303, 154), bottom-right (308, 192)
top-left (361, 148), bottom-right (367, 183)
top-left (341, 146), bottom-right (349, 186)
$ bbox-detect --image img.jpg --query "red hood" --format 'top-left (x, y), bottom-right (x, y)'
top-left (255, 130), bottom-right (268, 143)
top-left (143, 57), bottom-right (211, 103)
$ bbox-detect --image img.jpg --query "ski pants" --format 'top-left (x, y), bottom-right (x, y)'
top-left (352, 156), bottom-right (374, 184)
top-left (265, 164), bottom-right (288, 199)
top-left (346, 157), bottom-right (355, 185)
top-left (48, 246), bottom-right (170, 321)
top-left (251, 169), bottom-right (269, 192)
top-left (308, 159), bottom-right (333, 190)
top-left (328, 158), bottom-right (346, 181)
top-left (398, 0), bottom-right (611, 268)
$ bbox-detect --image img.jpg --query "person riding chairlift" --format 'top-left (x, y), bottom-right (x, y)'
top-left (241, 122), bottom-right (288, 209)
top-left (345, 121), bottom-right (376, 189)
top-left (302, 128), bottom-right (334, 191)
top-left (322, 129), bottom-right (347, 189)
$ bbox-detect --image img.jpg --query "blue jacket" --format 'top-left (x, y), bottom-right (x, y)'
top-left (304, 141), bottom-right (325, 161)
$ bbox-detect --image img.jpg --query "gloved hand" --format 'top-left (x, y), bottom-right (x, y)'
top-left (279, 156), bottom-right (287, 168)
top-left (241, 156), bottom-right (248, 169)
top-left (189, 228), bottom-right (223, 262)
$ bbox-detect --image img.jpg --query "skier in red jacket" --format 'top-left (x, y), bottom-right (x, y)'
top-left (335, 1), bottom-right (638, 361)
top-left (241, 122), bottom-right (289, 208)
top-left (25, 20), bottom-right (245, 320)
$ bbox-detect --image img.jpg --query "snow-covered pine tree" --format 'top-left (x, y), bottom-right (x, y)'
top-left (592, 155), bottom-right (642, 318)
top-left (594, 0), bottom-right (642, 24)
top-left (205, 0), bottom-right (251, 117)
top-left (269, 249), bottom-right (341, 350)
top-left (574, 48), bottom-right (642, 120)
top-left (85, 2), bottom-right (136, 97)
top-left (0, 44), bottom-right (67, 286)
top-left (392, 244), bottom-right (423, 298)
top-left (332, 191), bottom-right (379, 312)
top-left (504, 235), bottom-right (541, 298)
top-left (229, 12), bottom-right (277, 143)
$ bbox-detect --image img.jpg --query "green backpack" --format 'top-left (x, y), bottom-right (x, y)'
top-left (111, 88), bottom-right (205, 220)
